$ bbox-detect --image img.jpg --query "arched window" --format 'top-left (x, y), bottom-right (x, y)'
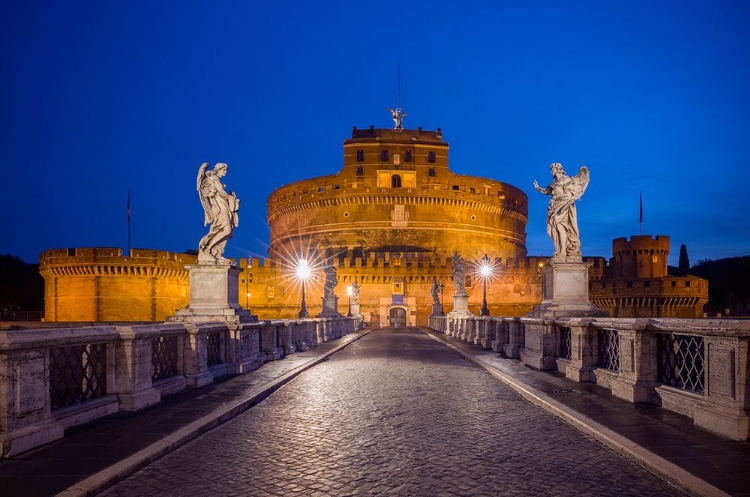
top-left (391, 175), bottom-right (402, 188)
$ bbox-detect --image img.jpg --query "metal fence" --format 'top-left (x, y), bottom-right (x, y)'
top-left (49, 343), bottom-right (107, 409)
top-left (598, 329), bottom-right (620, 372)
top-left (657, 333), bottom-right (705, 394)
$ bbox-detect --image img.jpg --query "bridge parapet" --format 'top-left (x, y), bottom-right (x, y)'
top-left (429, 315), bottom-right (750, 441)
top-left (0, 316), bottom-right (364, 458)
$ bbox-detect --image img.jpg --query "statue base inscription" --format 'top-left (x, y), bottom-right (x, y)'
top-left (527, 261), bottom-right (607, 318)
top-left (168, 264), bottom-right (257, 324)
top-left (318, 295), bottom-right (340, 318)
top-left (448, 295), bottom-right (473, 317)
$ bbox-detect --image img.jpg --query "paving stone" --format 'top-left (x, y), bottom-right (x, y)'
top-left (99, 328), bottom-right (686, 497)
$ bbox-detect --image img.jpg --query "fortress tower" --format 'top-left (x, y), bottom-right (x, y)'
top-left (267, 126), bottom-right (528, 264)
top-left (590, 235), bottom-right (708, 318)
top-left (612, 235), bottom-right (670, 279)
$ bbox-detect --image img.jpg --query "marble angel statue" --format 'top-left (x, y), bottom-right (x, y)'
top-left (197, 162), bottom-right (240, 264)
top-left (533, 163), bottom-right (590, 262)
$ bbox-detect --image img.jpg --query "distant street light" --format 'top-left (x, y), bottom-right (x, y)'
top-left (245, 257), bottom-right (252, 310)
top-left (480, 253), bottom-right (492, 316)
top-left (297, 259), bottom-right (311, 318)
top-left (439, 281), bottom-right (445, 314)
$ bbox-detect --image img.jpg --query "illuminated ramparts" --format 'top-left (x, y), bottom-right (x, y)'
top-left (39, 248), bottom-right (196, 322)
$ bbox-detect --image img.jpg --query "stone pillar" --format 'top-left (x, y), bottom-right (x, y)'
top-left (609, 320), bottom-right (657, 402)
top-left (557, 318), bottom-right (598, 382)
top-left (693, 336), bottom-right (750, 440)
top-left (448, 295), bottom-right (473, 318)
top-left (519, 318), bottom-right (557, 370)
top-left (112, 326), bottom-right (161, 411)
top-left (528, 261), bottom-right (608, 319)
top-left (169, 264), bottom-right (257, 324)
top-left (430, 302), bottom-right (444, 317)
top-left (318, 295), bottom-right (340, 318)
top-left (351, 302), bottom-right (362, 317)
top-left (183, 324), bottom-right (215, 388)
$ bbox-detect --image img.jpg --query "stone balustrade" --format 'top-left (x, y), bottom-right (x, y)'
top-left (429, 314), bottom-right (750, 441)
top-left (0, 316), bottom-right (364, 458)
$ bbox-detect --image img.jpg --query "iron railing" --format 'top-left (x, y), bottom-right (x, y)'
top-left (657, 333), bottom-right (704, 394)
top-left (49, 343), bottom-right (107, 409)
top-left (559, 326), bottom-right (572, 360)
top-left (152, 335), bottom-right (180, 381)
top-left (207, 331), bottom-right (222, 366)
top-left (598, 329), bottom-right (620, 372)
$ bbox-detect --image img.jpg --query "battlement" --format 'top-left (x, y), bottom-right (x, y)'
top-left (347, 126), bottom-right (444, 144)
top-left (39, 247), bottom-right (196, 279)
top-left (613, 235), bottom-right (670, 254)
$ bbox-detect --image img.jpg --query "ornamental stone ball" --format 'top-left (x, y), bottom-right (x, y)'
top-left (197, 162), bottom-right (240, 264)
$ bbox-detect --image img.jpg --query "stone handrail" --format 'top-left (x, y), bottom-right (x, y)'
top-left (0, 316), bottom-right (364, 457)
top-left (429, 314), bottom-right (750, 441)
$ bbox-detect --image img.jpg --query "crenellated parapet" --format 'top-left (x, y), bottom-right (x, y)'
top-left (612, 235), bottom-right (670, 279)
top-left (39, 248), bottom-right (197, 322)
top-left (591, 236), bottom-right (708, 318)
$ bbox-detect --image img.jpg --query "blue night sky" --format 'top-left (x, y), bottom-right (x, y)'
top-left (2, 1), bottom-right (749, 266)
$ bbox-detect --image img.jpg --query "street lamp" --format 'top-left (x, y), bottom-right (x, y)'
top-left (297, 259), bottom-right (311, 318)
top-left (480, 253), bottom-right (492, 316)
top-left (439, 281), bottom-right (445, 315)
top-left (347, 284), bottom-right (352, 317)
top-left (245, 257), bottom-right (252, 309)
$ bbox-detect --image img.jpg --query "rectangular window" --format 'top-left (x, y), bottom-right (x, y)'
top-left (428, 168), bottom-right (436, 177)
top-left (404, 150), bottom-right (412, 162)
top-left (469, 187), bottom-right (476, 194)
top-left (380, 150), bottom-right (389, 161)
top-left (356, 150), bottom-right (364, 162)
top-left (356, 166), bottom-right (364, 177)
top-left (644, 281), bottom-right (650, 288)
top-left (685, 281), bottom-right (691, 287)
top-left (428, 151), bottom-right (436, 163)
top-left (393, 153), bottom-right (401, 165)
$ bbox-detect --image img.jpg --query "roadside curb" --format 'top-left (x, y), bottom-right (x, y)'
top-left (419, 328), bottom-right (729, 497)
top-left (58, 328), bottom-right (374, 497)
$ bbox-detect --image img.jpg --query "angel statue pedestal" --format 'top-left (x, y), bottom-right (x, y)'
top-left (169, 264), bottom-right (256, 324)
top-left (527, 260), bottom-right (607, 318)
top-left (317, 265), bottom-right (341, 317)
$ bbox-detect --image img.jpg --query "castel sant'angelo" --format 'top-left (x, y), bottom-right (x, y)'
top-left (39, 113), bottom-right (708, 324)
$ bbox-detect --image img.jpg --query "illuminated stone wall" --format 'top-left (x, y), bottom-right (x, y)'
top-left (590, 235), bottom-right (708, 318)
top-left (39, 248), bottom-right (193, 322)
top-left (266, 127), bottom-right (528, 265)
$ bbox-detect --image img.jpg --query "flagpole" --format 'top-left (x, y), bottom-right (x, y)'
top-left (639, 191), bottom-right (643, 235)
top-left (127, 189), bottom-right (131, 257)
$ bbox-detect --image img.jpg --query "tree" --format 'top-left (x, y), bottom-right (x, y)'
top-left (678, 244), bottom-right (690, 275)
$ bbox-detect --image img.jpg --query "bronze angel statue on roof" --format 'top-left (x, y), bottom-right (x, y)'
top-left (533, 163), bottom-right (590, 262)
top-left (196, 162), bottom-right (240, 264)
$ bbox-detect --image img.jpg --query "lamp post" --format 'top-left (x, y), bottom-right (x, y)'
top-left (480, 253), bottom-right (491, 316)
top-left (297, 259), bottom-right (311, 318)
top-left (439, 281), bottom-right (445, 315)
top-left (347, 284), bottom-right (352, 317)
top-left (245, 257), bottom-right (252, 310)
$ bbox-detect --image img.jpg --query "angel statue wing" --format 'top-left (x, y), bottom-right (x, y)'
top-left (568, 166), bottom-right (590, 202)
top-left (196, 162), bottom-right (212, 226)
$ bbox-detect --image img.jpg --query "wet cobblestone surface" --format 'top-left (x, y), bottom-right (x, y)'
top-left (100, 328), bottom-right (685, 496)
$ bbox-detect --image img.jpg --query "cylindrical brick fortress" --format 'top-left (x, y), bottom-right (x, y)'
top-left (267, 127), bottom-right (528, 265)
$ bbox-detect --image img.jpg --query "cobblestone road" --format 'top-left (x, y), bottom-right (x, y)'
top-left (101, 328), bottom-right (685, 496)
